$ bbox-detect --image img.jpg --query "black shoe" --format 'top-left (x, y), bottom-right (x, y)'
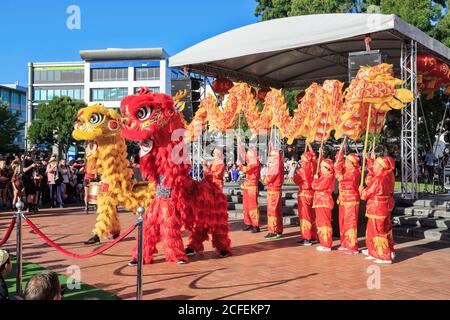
top-left (177, 259), bottom-right (188, 265)
top-left (128, 259), bottom-right (138, 267)
top-left (219, 250), bottom-right (230, 258)
top-left (242, 225), bottom-right (252, 231)
top-left (112, 233), bottom-right (120, 240)
top-left (84, 235), bottom-right (100, 245)
top-left (297, 239), bottom-right (312, 246)
top-left (185, 248), bottom-right (196, 256)
top-left (251, 226), bottom-right (261, 233)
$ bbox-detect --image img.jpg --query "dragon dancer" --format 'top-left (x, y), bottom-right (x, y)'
top-left (335, 147), bottom-right (361, 255)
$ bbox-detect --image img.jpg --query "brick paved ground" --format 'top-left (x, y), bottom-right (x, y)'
top-left (1, 207), bottom-right (449, 300)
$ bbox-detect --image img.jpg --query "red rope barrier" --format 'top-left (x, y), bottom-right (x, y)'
top-left (0, 217), bottom-right (16, 246)
top-left (25, 217), bottom-right (137, 259)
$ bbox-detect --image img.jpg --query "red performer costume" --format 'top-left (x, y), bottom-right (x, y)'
top-left (238, 148), bottom-right (261, 233)
top-left (120, 88), bottom-right (232, 265)
top-left (312, 159), bottom-right (335, 251)
top-left (294, 150), bottom-right (317, 245)
top-left (203, 148), bottom-right (225, 189)
top-left (264, 150), bottom-right (284, 239)
top-left (335, 152), bottom-right (361, 254)
top-left (360, 156), bottom-right (395, 264)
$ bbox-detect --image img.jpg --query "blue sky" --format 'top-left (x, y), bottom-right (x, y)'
top-left (0, 0), bottom-right (258, 85)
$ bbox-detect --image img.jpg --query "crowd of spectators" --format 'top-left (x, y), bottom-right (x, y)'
top-left (0, 151), bottom-right (92, 212)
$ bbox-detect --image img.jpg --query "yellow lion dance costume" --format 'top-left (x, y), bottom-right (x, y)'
top-left (72, 105), bottom-right (154, 244)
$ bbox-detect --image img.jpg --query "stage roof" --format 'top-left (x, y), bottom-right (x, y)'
top-left (170, 14), bottom-right (450, 89)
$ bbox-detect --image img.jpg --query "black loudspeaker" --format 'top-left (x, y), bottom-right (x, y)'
top-left (171, 78), bottom-right (202, 123)
top-left (348, 50), bottom-right (384, 81)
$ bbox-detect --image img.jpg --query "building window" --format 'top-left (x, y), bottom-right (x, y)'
top-left (91, 68), bottom-right (128, 82)
top-left (91, 88), bottom-right (128, 101)
top-left (135, 67), bottom-right (160, 81)
top-left (134, 87), bottom-right (160, 94)
top-left (12, 92), bottom-right (20, 105)
top-left (1, 89), bottom-right (10, 104)
top-left (34, 87), bottom-right (84, 101)
top-left (33, 68), bottom-right (84, 84)
top-left (20, 94), bottom-right (26, 107)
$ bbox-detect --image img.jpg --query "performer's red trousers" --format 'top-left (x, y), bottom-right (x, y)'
top-left (243, 186), bottom-right (259, 227)
top-left (315, 207), bottom-right (333, 248)
top-left (366, 216), bottom-right (394, 261)
top-left (338, 204), bottom-right (359, 251)
top-left (297, 191), bottom-right (317, 240)
top-left (267, 188), bottom-right (283, 234)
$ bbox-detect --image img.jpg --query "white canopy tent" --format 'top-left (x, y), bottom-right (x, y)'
top-left (170, 14), bottom-right (450, 199)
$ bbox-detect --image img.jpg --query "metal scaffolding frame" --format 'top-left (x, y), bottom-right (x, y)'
top-left (400, 40), bottom-right (419, 200)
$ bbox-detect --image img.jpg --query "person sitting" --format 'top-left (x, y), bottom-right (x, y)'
top-left (0, 249), bottom-right (12, 300)
top-left (24, 271), bottom-right (63, 300)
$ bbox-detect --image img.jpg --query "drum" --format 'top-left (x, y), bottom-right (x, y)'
top-left (85, 182), bottom-right (101, 214)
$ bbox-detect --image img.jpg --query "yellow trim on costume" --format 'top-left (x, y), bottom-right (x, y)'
top-left (321, 162), bottom-right (332, 170)
top-left (376, 157), bottom-right (388, 169)
top-left (313, 204), bottom-right (332, 209)
top-left (366, 214), bottom-right (386, 220)
top-left (373, 236), bottom-right (389, 256)
top-left (300, 219), bottom-right (312, 234)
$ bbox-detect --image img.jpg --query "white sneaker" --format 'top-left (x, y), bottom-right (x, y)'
top-left (337, 246), bottom-right (348, 251)
top-left (374, 259), bottom-right (392, 264)
top-left (361, 249), bottom-right (369, 256)
top-left (365, 255), bottom-right (376, 260)
top-left (316, 246), bottom-right (332, 252)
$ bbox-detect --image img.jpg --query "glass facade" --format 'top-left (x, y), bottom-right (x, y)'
top-left (0, 86), bottom-right (26, 149)
top-left (91, 88), bottom-right (128, 101)
top-left (135, 67), bottom-right (160, 81)
top-left (91, 68), bottom-right (128, 82)
top-left (34, 67), bottom-right (84, 84)
top-left (1, 89), bottom-right (10, 103)
top-left (34, 86), bottom-right (84, 101)
top-left (134, 87), bottom-right (160, 94)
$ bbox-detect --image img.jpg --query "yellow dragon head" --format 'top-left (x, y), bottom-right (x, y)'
top-left (72, 104), bottom-right (122, 142)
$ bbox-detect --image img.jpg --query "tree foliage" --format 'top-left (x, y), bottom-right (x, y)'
top-left (0, 101), bottom-right (24, 154)
top-left (27, 97), bottom-right (86, 156)
top-left (254, 1), bottom-right (449, 44)
top-left (254, 0), bottom-right (450, 150)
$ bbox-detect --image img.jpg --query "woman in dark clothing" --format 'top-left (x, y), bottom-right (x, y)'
top-left (22, 153), bottom-right (37, 213)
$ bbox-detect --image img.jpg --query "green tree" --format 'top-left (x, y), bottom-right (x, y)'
top-left (254, 0), bottom-right (450, 149)
top-left (254, 1), bottom-right (448, 43)
top-left (27, 96), bottom-right (86, 157)
top-left (0, 101), bottom-right (24, 154)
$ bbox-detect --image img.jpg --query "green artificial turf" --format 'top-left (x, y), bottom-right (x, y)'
top-left (5, 256), bottom-right (119, 300)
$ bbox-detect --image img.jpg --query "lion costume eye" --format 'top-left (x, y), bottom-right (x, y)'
top-left (136, 105), bottom-right (153, 121)
top-left (89, 113), bottom-right (105, 125)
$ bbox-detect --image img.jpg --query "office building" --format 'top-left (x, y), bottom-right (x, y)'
top-left (0, 83), bottom-right (27, 150)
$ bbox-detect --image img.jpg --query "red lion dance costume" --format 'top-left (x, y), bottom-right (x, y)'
top-left (120, 88), bottom-right (232, 265)
top-left (335, 152), bottom-right (361, 255)
top-left (294, 150), bottom-right (317, 245)
top-left (360, 156), bottom-right (395, 264)
top-left (264, 150), bottom-right (284, 239)
top-left (312, 159), bottom-right (335, 251)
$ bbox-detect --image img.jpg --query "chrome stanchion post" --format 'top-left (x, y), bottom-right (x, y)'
top-left (136, 206), bottom-right (145, 300)
top-left (15, 200), bottom-right (25, 297)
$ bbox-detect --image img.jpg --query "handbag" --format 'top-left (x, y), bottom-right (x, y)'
top-left (56, 171), bottom-right (64, 184)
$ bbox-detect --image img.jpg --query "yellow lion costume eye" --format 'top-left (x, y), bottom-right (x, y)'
top-left (89, 113), bottom-right (105, 125)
